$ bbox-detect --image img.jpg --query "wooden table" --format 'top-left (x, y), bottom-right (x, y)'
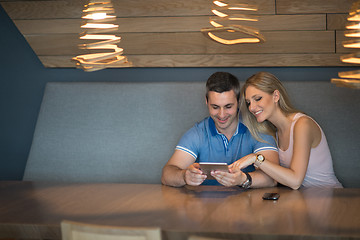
top-left (0, 181), bottom-right (359, 240)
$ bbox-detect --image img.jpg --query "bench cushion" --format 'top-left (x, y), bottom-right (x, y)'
top-left (23, 82), bottom-right (208, 183)
top-left (23, 81), bottom-right (360, 187)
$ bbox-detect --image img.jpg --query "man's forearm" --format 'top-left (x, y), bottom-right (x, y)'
top-left (161, 165), bottom-right (186, 187)
top-left (250, 170), bottom-right (277, 188)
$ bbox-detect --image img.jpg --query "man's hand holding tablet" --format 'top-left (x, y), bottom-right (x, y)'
top-left (199, 162), bottom-right (229, 179)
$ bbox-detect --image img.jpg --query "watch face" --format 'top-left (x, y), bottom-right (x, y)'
top-left (257, 154), bottom-right (264, 161)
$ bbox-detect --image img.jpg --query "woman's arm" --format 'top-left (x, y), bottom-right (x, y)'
top-left (214, 150), bottom-right (278, 188)
top-left (231, 117), bottom-right (321, 189)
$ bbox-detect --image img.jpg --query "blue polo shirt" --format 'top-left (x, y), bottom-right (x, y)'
top-left (175, 116), bottom-right (278, 184)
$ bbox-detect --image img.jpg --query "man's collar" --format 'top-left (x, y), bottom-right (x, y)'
top-left (209, 116), bottom-right (247, 137)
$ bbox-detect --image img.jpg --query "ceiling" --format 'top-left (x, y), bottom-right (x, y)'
top-left (0, 0), bottom-right (357, 68)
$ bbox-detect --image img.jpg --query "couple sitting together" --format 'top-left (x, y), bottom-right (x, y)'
top-left (161, 71), bottom-right (342, 189)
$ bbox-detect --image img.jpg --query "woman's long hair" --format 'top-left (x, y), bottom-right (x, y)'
top-left (240, 72), bottom-right (299, 142)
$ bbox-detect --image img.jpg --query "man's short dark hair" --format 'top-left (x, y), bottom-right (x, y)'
top-left (206, 72), bottom-right (240, 101)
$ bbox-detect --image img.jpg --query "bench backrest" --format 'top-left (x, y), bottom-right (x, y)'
top-left (23, 82), bottom-right (360, 187)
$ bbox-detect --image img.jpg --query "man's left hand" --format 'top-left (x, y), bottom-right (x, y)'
top-left (211, 169), bottom-right (246, 187)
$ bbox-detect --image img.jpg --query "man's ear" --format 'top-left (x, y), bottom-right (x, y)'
top-left (205, 96), bottom-right (208, 105)
top-left (273, 90), bottom-right (280, 103)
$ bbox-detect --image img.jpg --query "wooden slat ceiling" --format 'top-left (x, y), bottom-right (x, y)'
top-left (0, 0), bottom-right (357, 68)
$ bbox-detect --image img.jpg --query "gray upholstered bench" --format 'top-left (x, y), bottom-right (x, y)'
top-left (23, 81), bottom-right (360, 187)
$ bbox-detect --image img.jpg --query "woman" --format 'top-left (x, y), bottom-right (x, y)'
top-left (231, 72), bottom-right (342, 189)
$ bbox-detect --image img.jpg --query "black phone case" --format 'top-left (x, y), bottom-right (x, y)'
top-left (262, 192), bottom-right (280, 200)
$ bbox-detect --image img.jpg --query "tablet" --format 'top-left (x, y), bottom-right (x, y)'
top-left (199, 162), bottom-right (229, 179)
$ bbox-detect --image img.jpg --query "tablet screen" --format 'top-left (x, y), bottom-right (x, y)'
top-left (199, 162), bottom-right (229, 179)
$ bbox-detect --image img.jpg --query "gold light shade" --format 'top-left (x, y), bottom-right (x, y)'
top-left (347, 13), bottom-right (360, 21)
top-left (331, 0), bottom-right (360, 89)
top-left (213, 1), bottom-right (258, 11)
top-left (338, 69), bottom-right (360, 78)
top-left (201, 0), bottom-right (265, 45)
top-left (346, 22), bottom-right (360, 29)
top-left (201, 25), bottom-right (265, 45)
top-left (340, 52), bottom-right (360, 64)
top-left (331, 78), bottom-right (360, 89)
top-left (342, 39), bottom-right (360, 48)
top-left (344, 30), bottom-right (360, 37)
top-left (349, 1), bottom-right (360, 18)
top-left (72, 0), bottom-right (131, 72)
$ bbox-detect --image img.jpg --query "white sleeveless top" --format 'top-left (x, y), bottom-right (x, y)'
top-left (278, 113), bottom-right (343, 188)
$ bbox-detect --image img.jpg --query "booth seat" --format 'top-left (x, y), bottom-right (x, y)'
top-left (23, 82), bottom-right (360, 187)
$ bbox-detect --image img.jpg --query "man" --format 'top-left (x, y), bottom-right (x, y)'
top-left (161, 72), bottom-right (278, 187)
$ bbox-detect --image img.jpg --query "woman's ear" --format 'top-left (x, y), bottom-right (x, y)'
top-left (273, 90), bottom-right (280, 103)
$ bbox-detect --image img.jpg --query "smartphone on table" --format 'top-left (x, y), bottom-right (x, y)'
top-left (262, 192), bottom-right (280, 200)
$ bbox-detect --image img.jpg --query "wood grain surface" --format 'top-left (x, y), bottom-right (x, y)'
top-left (0, 181), bottom-right (359, 240)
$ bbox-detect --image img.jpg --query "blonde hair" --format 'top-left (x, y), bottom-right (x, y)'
top-left (240, 72), bottom-right (299, 142)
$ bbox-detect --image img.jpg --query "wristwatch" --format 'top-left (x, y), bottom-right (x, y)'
top-left (241, 172), bottom-right (252, 189)
top-left (254, 154), bottom-right (265, 168)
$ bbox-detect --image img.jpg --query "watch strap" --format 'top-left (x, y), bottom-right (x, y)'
top-left (240, 172), bottom-right (252, 189)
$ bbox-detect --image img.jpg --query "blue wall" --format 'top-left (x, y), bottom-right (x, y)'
top-left (0, 5), bottom-right (355, 180)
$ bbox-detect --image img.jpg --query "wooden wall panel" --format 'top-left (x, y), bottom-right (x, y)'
top-left (0, 0), bottom-right (275, 19)
top-left (13, 14), bottom-right (326, 35)
top-left (276, 0), bottom-right (354, 14)
top-left (0, 0), bottom-right (357, 68)
top-left (327, 14), bottom-right (348, 30)
top-left (25, 31), bottom-right (334, 56)
top-left (40, 54), bottom-right (348, 68)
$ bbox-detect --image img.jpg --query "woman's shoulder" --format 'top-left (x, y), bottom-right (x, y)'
top-left (294, 113), bottom-right (318, 131)
top-left (293, 113), bottom-right (322, 146)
